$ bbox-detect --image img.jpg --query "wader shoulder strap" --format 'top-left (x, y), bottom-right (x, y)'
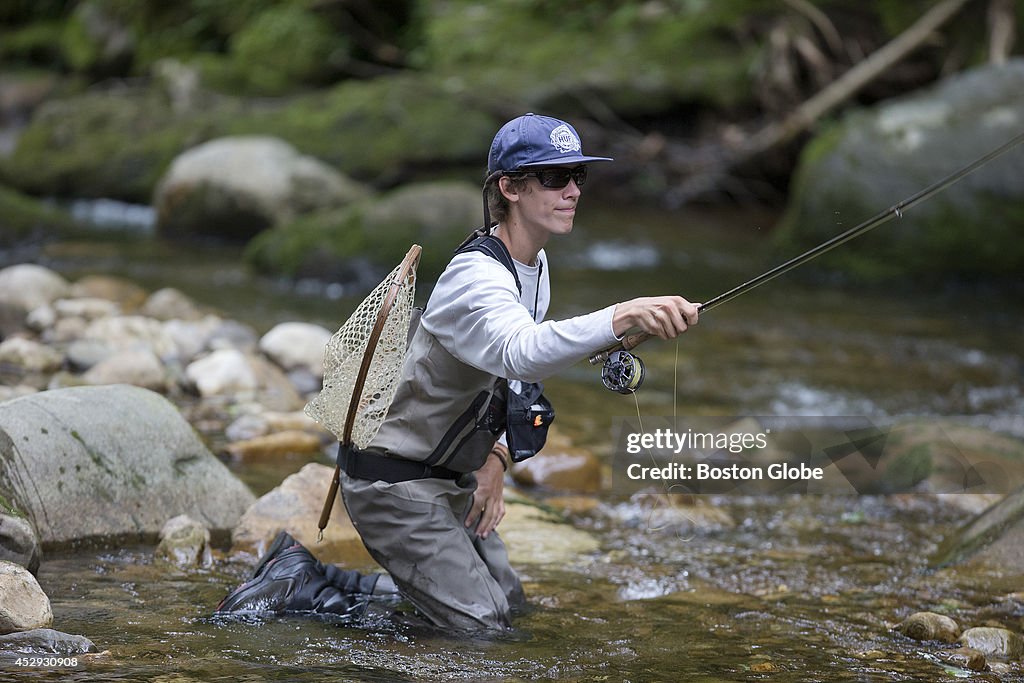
top-left (455, 234), bottom-right (522, 295)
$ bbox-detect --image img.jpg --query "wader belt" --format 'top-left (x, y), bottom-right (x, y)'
top-left (338, 444), bottom-right (461, 484)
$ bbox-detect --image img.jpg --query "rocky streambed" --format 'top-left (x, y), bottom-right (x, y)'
top-left (1, 259), bottom-right (1024, 680)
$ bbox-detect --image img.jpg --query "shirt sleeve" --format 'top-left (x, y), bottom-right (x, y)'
top-left (421, 251), bottom-right (619, 383)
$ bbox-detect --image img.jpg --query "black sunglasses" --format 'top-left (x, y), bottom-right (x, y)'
top-left (520, 166), bottom-right (587, 189)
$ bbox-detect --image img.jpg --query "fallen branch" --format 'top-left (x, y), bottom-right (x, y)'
top-left (643, 0), bottom-right (974, 205)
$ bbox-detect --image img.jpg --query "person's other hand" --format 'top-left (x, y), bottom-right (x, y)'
top-left (466, 448), bottom-right (507, 539)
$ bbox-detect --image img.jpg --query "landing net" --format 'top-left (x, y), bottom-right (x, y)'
top-left (304, 249), bottom-right (418, 448)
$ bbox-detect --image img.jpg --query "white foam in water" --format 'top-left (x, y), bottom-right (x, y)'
top-left (617, 576), bottom-right (677, 601)
top-left (68, 198), bottom-right (156, 233)
top-left (579, 241), bottom-right (660, 271)
top-left (768, 382), bottom-right (885, 418)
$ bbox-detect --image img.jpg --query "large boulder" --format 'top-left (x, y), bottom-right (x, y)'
top-left (154, 136), bottom-right (368, 242)
top-left (244, 180), bottom-right (481, 281)
top-left (231, 462), bottom-right (373, 568)
top-left (0, 385), bottom-right (255, 544)
top-left (776, 60), bottom-right (1024, 281)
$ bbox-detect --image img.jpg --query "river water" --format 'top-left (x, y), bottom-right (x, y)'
top-left (5, 200), bottom-right (1024, 681)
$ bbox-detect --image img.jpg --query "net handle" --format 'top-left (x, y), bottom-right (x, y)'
top-left (318, 244), bottom-right (422, 536)
top-left (341, 244), bottom-right (422, 444)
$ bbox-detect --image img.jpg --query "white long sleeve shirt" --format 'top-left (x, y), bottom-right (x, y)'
top-left (421, 250), bottom-right (620, 384)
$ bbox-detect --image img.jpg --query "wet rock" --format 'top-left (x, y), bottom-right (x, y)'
top-left (141, 287), bottom-right (203, 321)
top-left (286, 367), bottom-right (321, 396)
top-left (206, 319), bottom-right (259, 353)
top-left (65, 338), bottom-right (115, 371)
top-left (185, 350), bottom-right (302, 410)
top-left (511, 449), bottom-right (603, 493)
top-left (0, 338), bottom-right (63, 374)
top-left (24, 305), bottom-right (56, 333)
top-left (162, 316), bottom-right (221, 363)
top-left (258, 322), bottom-right (332, 377)
top-left (895, 611), bottom-right (960, 643)
top-left (0, 628), bottom-right (95, 655)
top-left (957, 627), bottom-right (1024, 659)
top-left (82, 315), bottom-right (177, 359)
top-left (44, 316), bottom-right (89, 345)
top-left (0, 264), bottom-right (69, 336)
top-left (501, 494), bottom-right (600, 566)
top-left (940, 648), bottom-right (988, 672)
top-left (53, 297), bottom-right (120, 321)
top-left (185, 349), bottom-right (257, 396)
top-left (0, 514), bottom-right (41, 574)
top-left (231, 462), bottom-right (372, 567)
top-left (0, 385), bottom-right (255, 544)
top-left (511, 425), bottom-right (602, 493)
top-left (608, 491), bottom-right (736, 536)
top-left (154, 136), bottom-right (368, 242)
top-left (69, 275), bottom-right (148, 312)
top-left (0, 560), bottom-right (52, 634)
top-left (155, 515), bottom-right (212, 568)
top-left (224, 413), bottom-right (270, 442)
top-left (225, 409), bottom-right (331, 442)
top-left (931, 483), bottom-right (1024, 571)
top-left (224, 430), bottom-right (323, 460)
top-left (81, 348), bottom-right (167, 392)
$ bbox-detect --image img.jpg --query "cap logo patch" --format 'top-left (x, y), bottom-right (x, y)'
top-left (549, 124), bottom-right (581, 154)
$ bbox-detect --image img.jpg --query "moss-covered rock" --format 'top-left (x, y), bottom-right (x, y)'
top-left (245, 180), bottom-right (481, 282)
top-left (0, 184), bottom-right (82, 246)
top-left (154, 136), bottom-right (369, 242)
top-left (775, 60), bottom-right (1024, 282)
top-left (2, 75), bottom-right (496, 202)
top-left (419, 0), bottom-right (757, 112)
top-left (2, 84), bottom-right (227, 202)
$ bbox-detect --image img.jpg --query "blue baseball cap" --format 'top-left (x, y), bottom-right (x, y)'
top-left (487, 113), bottom-right (612, 174)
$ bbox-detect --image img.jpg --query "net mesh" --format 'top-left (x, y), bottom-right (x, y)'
top-left (304, 261), bottom-right (416, 447)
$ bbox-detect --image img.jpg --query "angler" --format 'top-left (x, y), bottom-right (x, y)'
top-left (216, 113), bottom-right (700, 630)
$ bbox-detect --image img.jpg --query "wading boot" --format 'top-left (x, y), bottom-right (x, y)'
top-left (216, 531), bottom-right (389, 618)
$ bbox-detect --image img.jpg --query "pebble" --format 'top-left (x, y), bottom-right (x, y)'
top-left (895, 611), bottom-right (961, 643)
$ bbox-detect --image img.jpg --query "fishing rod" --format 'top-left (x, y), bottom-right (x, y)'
top-left (592, 130), bottom-right (1024, 394)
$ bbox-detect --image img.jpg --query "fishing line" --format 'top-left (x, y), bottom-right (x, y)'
top-left (590, 130), bottom-right (1024, 392)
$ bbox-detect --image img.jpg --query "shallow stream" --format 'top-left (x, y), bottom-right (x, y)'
top-left (4, 200), bottom-right (1024, 681)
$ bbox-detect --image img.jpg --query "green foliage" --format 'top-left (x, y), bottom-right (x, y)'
top-left (0, 21), bottom-right (68, 67)
top-left (225, 5), bottom-right (339, 94)
top-left (0, 0), bottom-right (69, 25)
top-left (60, 11), bottom-right (100, 72)
top-left (417, 0), bottom-right (759, 111)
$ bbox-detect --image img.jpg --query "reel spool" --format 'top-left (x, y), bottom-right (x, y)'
top-left (601, 350), bottom-right (646, 394)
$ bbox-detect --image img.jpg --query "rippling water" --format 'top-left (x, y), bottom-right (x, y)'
top-left (5, 200), bottom-right (1024, 681)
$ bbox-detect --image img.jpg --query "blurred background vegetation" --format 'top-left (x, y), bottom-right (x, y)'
top-left (0, 0), bottom-right (1020, 281)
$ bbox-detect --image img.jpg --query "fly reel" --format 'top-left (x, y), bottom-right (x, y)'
top-left (600, 350), bottom-right (646, 394)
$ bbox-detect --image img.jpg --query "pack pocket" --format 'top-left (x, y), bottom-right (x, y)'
top-left (505, 381), bottom-right (555, 462)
